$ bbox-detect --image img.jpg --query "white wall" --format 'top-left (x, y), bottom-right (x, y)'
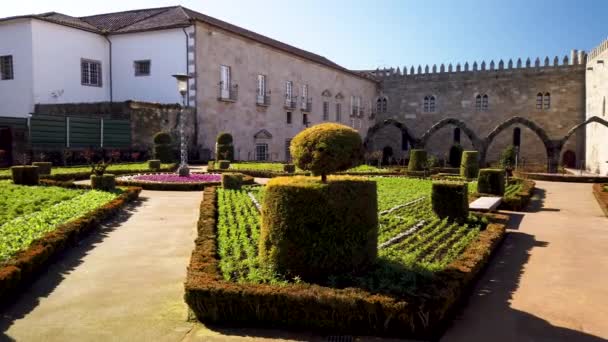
top-left (110, 28), bottom-right (191, 104)
top-left (586, 43), bottom-right (608, 175)
top-left (31, 19), bottom-right (110, 105)
top-left (0, 19), bottom-right (34, 118)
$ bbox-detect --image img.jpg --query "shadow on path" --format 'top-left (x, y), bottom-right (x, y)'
top-left (0, 198), bottom-right (146, 338)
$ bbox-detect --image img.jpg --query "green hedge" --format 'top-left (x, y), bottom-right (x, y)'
top-left (184, 187), bottom-right (508, 339)
top-left (259, 176), bottom-right (377, 280)
top-left (478, 169), bottom-right (505, 196)
top-left (217, 160), bottom-right (230, 170)
top-left (148, 160), bottom-right (161, 171)
top-left (154, 144), bottom-right (174, 164)
top-left (449, 144), bottom-right (463, 168)
top-left (408, 149), bottom-right (427, 172)
top-left (32, 162), bottom-right (52, 175)
top-left (153, 132), bottom-right (172, 145)
top-left (500, 179), bottom-right (535, 211)
top-left (431, 181), bottom-right (469, 221)
top-left (11, 166), bottom-right (39, 185)
top-left (216, 132), bottom-right (233, 145)
top-left (222, 173), bottom-right (243, 190)
top-left (216, 144), bottom-right (234, 161)
top-left (283, 164), bottom-right (296, 173)
top-left (90, 174), bottom-right (116, 191)
top-left (460, 151), bottom-right (479, 179)
top-left (0, 186), bottom-right (141, 306)
top-left (207, 161), bottom-right (214, 170)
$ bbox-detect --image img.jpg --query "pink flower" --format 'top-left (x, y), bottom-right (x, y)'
top-left (132, 173), bottom-right (221, 183)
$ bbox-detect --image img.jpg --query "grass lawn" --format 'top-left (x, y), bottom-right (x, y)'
top-left (217, 177), bottom-right (485, 293)
top-left (225, 162), bottom-right (389, 173)
top-left (0, 162), bottom-right (174, 177)
top-left (0, 181), bottom-right (120, 262)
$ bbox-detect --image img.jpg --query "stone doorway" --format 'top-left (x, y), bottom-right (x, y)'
top-left (0, 127), bottom-right (12, 167)
top-left (562, 150), bottom-right (576, 168)
top-left (382, 146), bottom-right (393, 165)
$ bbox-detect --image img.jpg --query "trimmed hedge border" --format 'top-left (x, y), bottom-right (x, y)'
top-left (515, 171), bottom-right (608, 183)
top-left (115, 174), bottom-right (254, 191)
top-left (499, 179), bottom-right (536, 211)
top-left (0, 164), bottom-right (178, 181)
top-left (184, 187), bottom-right (508, 340)
top-left (592, 184), bottom-right (608, 217)
top-left (0, 185), bottom-right (142, 305)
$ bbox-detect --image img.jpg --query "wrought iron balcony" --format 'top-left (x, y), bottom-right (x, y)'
top-left (218, 82), bottom-right (238, 102)
top-left (300, 97), bottom-right (312, 112)
top-left (284, 94), bottom-right (297, 109)
top-left (350, 106), bottom-right (360, 117)
top-left (256, 90), bottom-right (271, 106)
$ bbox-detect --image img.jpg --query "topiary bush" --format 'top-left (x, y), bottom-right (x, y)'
top-left (153, 132), bottom-right (174, 163)
top-left (449, 144), bottom-right (464, 168)
top-left (478, 169), bottom-right (506, 196)
top-left (408, 149), bottom-right (427, 172)
top-left (207, 161), bottom-right (215, 170)
top-left (460, 150), bottom-right (479, 179)
top-left (148, 159), bottom-right (161, 171)
top-left (218, 160), bottom-right (230, 170)
top-left (431, 181), bottom-right (468, 222)
top-left (283, 164), bottom-right (296, 173)
top-left (32, 162), bottom-right (52, 175)
top-left (216, 132), bottom-right (234, 161)
top-left (290, 123), bottom-right (363, 182)
top-left (222, 173), bottom-right (243, 190)
top-left (259, 176), bottom-right (377, 281)
top-left (90, 174), bottom-right (116, 191)
top-left (11, 166), bottom-right (39, 185)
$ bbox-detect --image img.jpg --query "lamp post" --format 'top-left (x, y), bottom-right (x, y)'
top-left (172, 73), bottom-right (193, 177)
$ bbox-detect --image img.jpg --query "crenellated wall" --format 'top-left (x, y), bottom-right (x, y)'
top-left (366, 51), bottom-right (587, 169)
top-left (586, 38), bottom-right (608, 175)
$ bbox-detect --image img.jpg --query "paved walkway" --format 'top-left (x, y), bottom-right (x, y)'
top-left (443, 181), bottom-right (608, 341)
top-left (1, 190), bottom-right (202, 342)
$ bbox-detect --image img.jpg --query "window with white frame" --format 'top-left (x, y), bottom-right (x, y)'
top-left (255, 143), bottom-right (268, 161)
top-left (536, 92), bottom-right (551, 110)
top-left (423, 95), bottom-right (436, 113)
top-left (134, 60), bottom-right (151, 76)
top-left (475, 94), bottom-right (489, 111)
top-left (256, 74), bottom-right (267, 104)
top-left (323, 101), bottom-right (329, 121)
top-left (0, 55), bottom-right (13, 80)
top-left (81, 59), bottom-right (102, 87)
top-left (336, 103), bottom-right (342, 122)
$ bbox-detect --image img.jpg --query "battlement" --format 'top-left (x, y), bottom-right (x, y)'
top-left (588, 38), bottom-right (608, 61)
top-left (369, 49), bottom-right (587, 79)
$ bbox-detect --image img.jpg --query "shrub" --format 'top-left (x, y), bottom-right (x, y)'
top-left (449, 144), bottom-right (464, 168)
top-left (408, 149), bottom-right (427, 172)
top-left (153, 132), bottom-right (172, 145)
top-left (283, 164), bottom-right (296, 173)
top-left (216, 132), bottom-right (234, 145)
top-left (259, 176), bottom-right (377, 280)
top-left (478, 169), bottom-right (505, 195)
top-left (427, 154), bottom-right (439, 168)
top-left (460, 150), bottom-right (479, 179)
top-left (290, 123), bottom-right (363, 182)
top-left (500, 145), bottom-right (517, 169)
top-left (148, 159), bottom-right (161, 171)
top-left (216, 132), bottom-right (235, 161)
top-left (90, 174), bottom-right (116, 191)
top-left (218, 160), bottom-right (230, 170)
top-left (32, 162), bottom-right (52, 175)
top-left (11, 166), bottom-right (39, 185)
top-left (431, 181), bottom-right (468, 221)
top-left (222, 173), bottom-right (243, 190)
top-left (207, 161), bottom-right (215, 170)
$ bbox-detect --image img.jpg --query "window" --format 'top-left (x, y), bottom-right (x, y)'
top-left (536, 93), bottom-right (543, 110)
top-left (220, 64), bottom-right (231, 93)
top-left (302, 84), bottom-right (308, 99)
top-left (401, 131), bottom-right (409, 151)
top-left (475, 95), bottom-right (482, 110)
top-left (256, 74), bottom-right (267, 104)
top-left (134, 60), bottom-right (150, 76)
top-left (335, 103), bottom-right (342, 122)
top-left (323, 101), bottom-right (329, 121)
top-left (302, 113), bottom-right (309, 126)
top-left (513, 127), bottom-right (521, 147)
top-left (376, 97), bottom-right (388, 114)
top-left (286, 111), bottom-right (292, 124)
top-left (536, 92), bottom-right (551, 110)
top-left (255, 143), bottom-right (268, 161)
top-left (453, 128), bottom-right (461, 143)
top-left (543, 92), bottom-right (550, 110)
top-left (475, 94), bottom-right (488, 111)
top-left (423, 95), bottom-right (436, 113)
top-left (285, 139), bottom-right (292, 161)
top-left (0, 55), bottom-right (13, 80)
top-left (81, 59), bottom-right (102, 87)
top-left (285, 81), bottom-right (294, 107)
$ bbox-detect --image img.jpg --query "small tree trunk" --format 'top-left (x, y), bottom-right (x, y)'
top-left (321, 173), bottom-right (327, 183)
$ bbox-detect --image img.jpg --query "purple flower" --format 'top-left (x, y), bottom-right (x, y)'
top-left (132, 173), bottom-right (221, 183)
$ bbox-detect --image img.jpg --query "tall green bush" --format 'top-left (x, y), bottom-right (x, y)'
top-left (449, 144), bottom-right (464, 168)
top-left (500, 145), bottom-right (517, 169)
top-left (431, 181), bottom-right (468, 221)
top-left (477, 169), bottom-right (506, 195)
top-left (153, 132), bottom-right (174, 163)
top-left (215, 132), bottom-right (235, 161)
top-left (11, 166), bottom-right (39, 185)
top-left (222, 173), bottom-right (243, 190)
top-left (408, 149), bottom-right (427, 171)
top-left (32, 162), bottom-right (52, 175)
top-left (460, 151), bottom-right (479, 179)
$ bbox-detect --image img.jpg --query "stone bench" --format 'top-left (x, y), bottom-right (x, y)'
top-left (469, 196), bottom-right (502, 212)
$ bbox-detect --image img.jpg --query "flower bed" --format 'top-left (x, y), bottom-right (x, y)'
top-left (116, 173), bottom-right (223, 191)
top-left (592, 183), bottom-right (608, 217)
top-left (0, 162), bottom-right (177, 181)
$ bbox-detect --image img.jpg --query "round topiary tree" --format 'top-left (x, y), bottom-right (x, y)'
top-left (408, 149), bottom-right (427, 172)
top-left (215, 132), bottom-right (234, 161)
top-left (289, 123), bottom-right (364, 182)
top-left (153, 132), bottom-right (174, 163)
top-left (460, 150), bottom-right (479, 179)
top-left (449, 144), bottom-right (464, 168)
top-left (260, 123), bottom-right (377, 281)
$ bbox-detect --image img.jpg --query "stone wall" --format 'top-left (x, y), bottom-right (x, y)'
top-left (367, 59), bottom-right (586, 170)
top-left (586, 39), bottom-right (608, 175)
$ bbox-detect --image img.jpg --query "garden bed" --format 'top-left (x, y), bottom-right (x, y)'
top-left (185, 177), bottom-right (507, 339)
top-left (515, 171), bottom-right (608, 183)
top-left (116, 173), bottom-right (223, 191)
top-left (592, 183), bottom-right (608, 217)
top-left (471, 178), bottom-right (535, 211)
top-left (0, 162), bottom-right (176, 181)
top-left (209, 162), bottom-right (399, 178)
top-left (0, 181), bottom-right (141, 304)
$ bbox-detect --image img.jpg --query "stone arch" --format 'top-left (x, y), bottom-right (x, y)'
top-left (419, 118), bottom-right (483, 151)
top-left (364, 119), bottom-right (419, 149)
top-left (559, 116), bottom-right (608, 146)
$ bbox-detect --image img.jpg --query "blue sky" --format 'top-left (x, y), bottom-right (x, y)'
top-left (4, 0), bottom-right (608, 70)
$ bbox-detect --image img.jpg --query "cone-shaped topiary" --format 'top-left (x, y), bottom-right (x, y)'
top-left (290, 123), bottom-right (363, 182)
top-left (460, 150), bottom-right (479, 179)
top-left (431, 181), bottom-right (468, 222)
top-left (478, 168), bottom-right (506, 195)
top-left (259, 176), bottom-right (377, 281)
top-left (215, 132), bottom-right (234, 161)
top-left (216, 132), bottom-right (234, 145)
top-left (408, 149), bottom-right (427, 171)
top-left (449, 144), bottom-right (464, 168)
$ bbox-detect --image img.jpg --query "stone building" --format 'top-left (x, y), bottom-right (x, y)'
top-left (585, 39), bottom-right (608, 175)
